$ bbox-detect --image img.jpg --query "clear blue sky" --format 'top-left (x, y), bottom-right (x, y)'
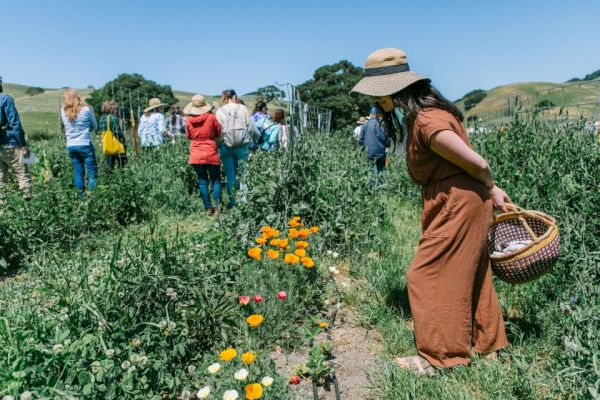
top-left (3, 0), bottom-right (599, 100)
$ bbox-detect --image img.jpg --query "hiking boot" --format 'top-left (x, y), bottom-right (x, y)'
top-left (207, 208), bottom-right (215, 216)
top-left (212, 207), bottom-right (220, 217)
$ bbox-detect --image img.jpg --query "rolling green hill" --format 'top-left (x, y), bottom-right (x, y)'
top-left (456, 79), bottom-right (600, 122)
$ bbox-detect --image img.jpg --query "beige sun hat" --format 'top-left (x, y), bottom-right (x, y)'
top-left (144, 98), bottom-right (168, 112)
top-left (183, 94), bottom-right (213, 116)
top-left (357, 116), bottom-right (368, 124)
top-left (351, 48), bottom-right (429, 97)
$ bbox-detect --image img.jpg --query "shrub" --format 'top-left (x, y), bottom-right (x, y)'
top-left (25, 87), bottom-right (44, 96)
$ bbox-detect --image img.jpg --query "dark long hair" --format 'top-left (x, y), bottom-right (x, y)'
top-left (254, 101), bottom-right (267, 114)
top-left (381, 80), bottom-right (463, 146)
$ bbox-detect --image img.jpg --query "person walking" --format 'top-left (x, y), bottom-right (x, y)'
top-left (99, 100), bottom-right (127, 168)
top-left (216, 89), bottom-right (254, 207)
top-left (358, 111), bottom-right (390, 187)
top-left (184, 95), bottom-right (222, 215)
top-left (259, 109), bottom-right (285, 152)
top-left (138, 98), bottom-right (167, 148)
top-left (353, 116), bottom-right (368, 142)
top-left (251, 101), bottom-right (269, 150)
top-left (165, 105), bottom-right (186, 139)
top-left (351, 48), bottom-right (509, 374)
top-left (0, 77), bottom-right (33, 201)
top-left (61, 88), bottom-right (98, 193)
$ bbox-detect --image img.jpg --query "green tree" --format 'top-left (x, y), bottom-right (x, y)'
top-left (255, 85), bottom-right (286, 102)
top-left (25, 87), bottom-right (44, 96)
top-left (87, 73), bottom-right (178, 117)
top-left (297, 60), bottom-right (372, 130)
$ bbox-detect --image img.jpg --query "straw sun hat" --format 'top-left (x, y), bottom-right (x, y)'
top-left (351, 48), bottom-right (429, 97)
top-left (356, 116), bottom-right (368, 124)
top-left (183, 94), bottom-right (213, 116)
top-left (144, 98), bottom-right (168, 112)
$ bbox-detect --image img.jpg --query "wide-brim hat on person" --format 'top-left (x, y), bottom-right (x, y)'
top-left (144, 98), bottom-right (168, 112)
top-left (350, 48), bottom-right (429, 97)
top-left (356, 116), bottom-right (368, 124)
top-left (183, 94), bottom-right (213, 116)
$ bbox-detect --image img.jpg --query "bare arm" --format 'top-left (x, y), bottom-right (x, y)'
top-left (430, 130), bottom-right (510, 211)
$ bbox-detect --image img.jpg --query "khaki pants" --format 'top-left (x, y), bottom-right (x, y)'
top-left (0, 147), bottom-right (33, 199)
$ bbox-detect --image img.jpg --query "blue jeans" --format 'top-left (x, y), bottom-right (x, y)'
top-left (68, 144), bottom-right (98, 193)
top-left (219, 144), bottom-right (249, 206)
top-left (191, 164), bottom-right (222, 209)
top-left (370, 156), bottom-right (387, 188)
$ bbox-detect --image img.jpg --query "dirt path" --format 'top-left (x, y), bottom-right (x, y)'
top-left (273, 282), bottom-right (381, 400)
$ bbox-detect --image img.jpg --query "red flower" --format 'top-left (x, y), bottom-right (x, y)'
top-left (290, 375), bottom-right (300, 385)
top-left (239, 296), bottom-right (250, 305)
top-left (253, 295), bottom-right (263, 303)
top-left (277, 291), bottom-right (287, 300)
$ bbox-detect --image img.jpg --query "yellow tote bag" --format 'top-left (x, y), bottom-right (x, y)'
top-left (102, 115), bottom-right (125, 156)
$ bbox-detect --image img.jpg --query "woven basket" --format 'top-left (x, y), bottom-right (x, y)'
top-left (487, 203), bottom-right (560, 284)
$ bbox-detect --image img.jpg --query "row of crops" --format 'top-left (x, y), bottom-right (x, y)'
top-left (0, 117), bottom-right (598, 399)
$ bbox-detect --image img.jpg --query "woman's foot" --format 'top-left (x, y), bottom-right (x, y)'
top-left (212, 207), bottom-right (220, 217)
top-left (206, 208), bottom-right (215, 216)
top-left (394, 355), bottom-right (437, 376)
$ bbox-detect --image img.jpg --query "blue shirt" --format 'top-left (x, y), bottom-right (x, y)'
top-left (0, 94), bottom-right (27, 147)
top-left (358, 118), bottom-right (390, 159)
top-left (61, 106), bottom-right (98, 147)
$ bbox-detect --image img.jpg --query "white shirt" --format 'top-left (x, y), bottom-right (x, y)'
top-left (138, 112), bottom-right (165, 147)
top-left (61, 106), bottom-right (97, 147)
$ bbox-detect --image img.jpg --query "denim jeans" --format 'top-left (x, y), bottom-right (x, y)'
top-left (68, 144), bottom-right (97, 193)
top-left (192, 164), bottom-right (222, 209)
top-left (219, 144), bottom-right (249, 206)
top-left (370, 156), bottom-right (387, 188)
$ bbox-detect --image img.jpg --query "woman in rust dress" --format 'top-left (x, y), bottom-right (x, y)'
top-left (351, 48), bottom-right (509, 374)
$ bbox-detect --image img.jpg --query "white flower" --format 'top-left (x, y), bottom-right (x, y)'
top-left (106, 349), bottom-right (115, 358)
top-left (207, 362), bottom-right (220, 374)
top-left (196, 386), bottom-right (210, 399)
top-left (168, 321), bottom-right (177, 330)
top-left (166, 287), bottom-right (178, 300)
top-left (180, 390), bottom-right (192, 399)
top-left (261, 376), bottom-right (274, 387)
top-left (52, 344), bottom-right (64, 354)
top-left (127, 365), bottom-right (136, 373)
top-left (159, 320), bottom-right (168, 329)
top-left (130, 354), bottom-right (140, 364)
top-left (328, 266), bottom-right (339, 275)
top-left (187, 365), bottom-right (196, 373)
top-left (222, 389), bottom-right (239, 400)
top-left (332, 251), bottom-right (339, 258)
top-left (234, 368), bottom-right (249, 381)
top-left (91, 361), bottom-right (101, 374)
top-left (3, 396), bottom-right (15, 400)
top-left (121, 360), bottom-right (131, 370)
top-left (139, 356), bottom-right (148, 366)
top-left (19, 392), bottom-right (33, 400)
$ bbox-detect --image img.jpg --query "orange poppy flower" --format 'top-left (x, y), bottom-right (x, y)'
top-left (245, 383), bottom-right (263, 399)
top-left (255, 237), bottom-right (267, 245)
top-left (278, 239), bottom-right (289, 249)
top-left (298, 229), bottom-right (310, 239)
top-left (294, 248), bottom-right (307, 258)
top-left (266, 249), bottom-right (280, 260)
top-left (269, 238), bottom-right (281, 247)
top-left (220, 347), bottom-right (238, 361)
top-left (247, 247), bottom-right (262, 260)
top-left (289, 216), bottom-right (302, 228)
top-left (301, 256), bottom-right (315, 268)
top-left (288, 228), bottom-right (299, 238)
top-left (284, 253), bottom-right (300, 264)
top-left (295, 241), bottom-right (309, 249)
top-left (310, 226), bottom-right (319, 234)
top-left (246, 314), bottom-right (264, 328)
top-left (242, 351), bottom-right (256, 365)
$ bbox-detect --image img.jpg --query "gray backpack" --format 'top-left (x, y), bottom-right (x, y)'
top-left (220, 105), bottom-right (250, 147)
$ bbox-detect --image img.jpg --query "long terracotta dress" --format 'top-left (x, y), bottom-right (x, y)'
top-left (405, 108), bottom-right (508, 369)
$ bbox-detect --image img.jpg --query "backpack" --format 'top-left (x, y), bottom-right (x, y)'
top-left (220, 105), bottom-right (250, 147)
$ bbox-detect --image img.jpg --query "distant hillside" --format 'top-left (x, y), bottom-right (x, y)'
top-left (3, 83), bottom-right (276, 136)
top-left (455, 79), bottom-right (600, 121)
top-left (567, 68), bottom-right (600, 82)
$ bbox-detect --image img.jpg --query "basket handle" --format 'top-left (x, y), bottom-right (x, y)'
top-left (495, 203), bottom-right (540, 242)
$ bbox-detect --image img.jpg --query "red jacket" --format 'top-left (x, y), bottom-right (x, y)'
top-left (186, 113), bottom-right (221, 165)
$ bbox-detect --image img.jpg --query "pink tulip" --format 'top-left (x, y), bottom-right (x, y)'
top-left (239, 296), bottom-right (250, 305)
top-left (253, 295), bottom-right (263, 303)
top-left (277, 291), bottom-right (287, 300)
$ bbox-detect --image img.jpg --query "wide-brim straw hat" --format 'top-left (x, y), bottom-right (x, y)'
top-left (183, 94), bottom-right (213, 116)
top-left (356, 116), bottom-right (368, 124)
top-left (351, 48), bottom-right (429, 97)
top-left (144, 98), bottom-right (168, 112)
